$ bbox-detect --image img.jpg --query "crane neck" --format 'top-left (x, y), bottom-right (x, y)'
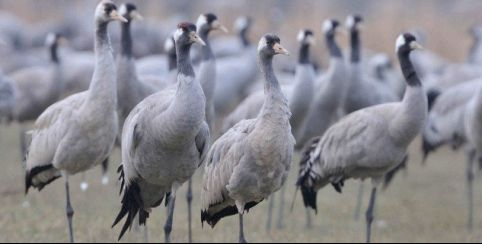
top-left (350, 29), bottom-right (361, 63)
top-left (176, 43), bottom-right (195, 78)
top-left (198, 28), bottom-right (214, 61)
top-left (298, 43), bottom-right (311, 64)
top-left (240, 28), bottom-right (250, 47)
top-left (398, 50), bottom-right (421, 87)
top-left (325, 33), bottom-right (342, 58)
top-left (120, 20), bottom-right (133, 58)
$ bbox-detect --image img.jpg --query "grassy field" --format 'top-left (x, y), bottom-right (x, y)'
top-left (0, 123), bottom-right (481, 243)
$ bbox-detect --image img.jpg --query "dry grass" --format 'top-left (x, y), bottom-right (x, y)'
top-left (0, 122), bottom-right (481, 242)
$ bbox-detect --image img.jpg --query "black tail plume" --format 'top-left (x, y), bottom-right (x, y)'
top-left (25, 164), bottom-right (60, 194)
top-left (112, 166), bottom-right (151, 241)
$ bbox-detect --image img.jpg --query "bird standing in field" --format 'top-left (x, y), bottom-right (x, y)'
top-left (297, 33), bottom-right (426, 243)
top-left (201, 33), bottom-right (294, 243)
top-left (24, 1), bottom-right (126, 242)
top-left (112, 22), bottom-right (209, 243)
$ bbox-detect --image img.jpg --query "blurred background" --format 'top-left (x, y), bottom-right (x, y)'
top-left (2, 0), bottom-right (482, 62)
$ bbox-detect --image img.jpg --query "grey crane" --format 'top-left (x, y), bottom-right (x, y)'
top-left (201, 33), bottom-right (293, 243)
top-left (112, 22), bottom-right (209, 243)
top-left (24, 1), bottom-right (125, 242)
top-left (296, 33), bottom-right (426, 243)
top-left (221, 29), bottom-right (316, 136)
top-left (422, 78), bottom-right (481, 230)
top-left (1, 33), bottom-right (65, 159)
top-left (295, 19), bottom-right (347, 150)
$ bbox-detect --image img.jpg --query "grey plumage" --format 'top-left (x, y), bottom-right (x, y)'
top-left (113, 22), bottom-right (209, 241)
top-left (297, 33), bottom-right (427, 243)
top-left (201, 34), bottom-right (294, 243)
top-left (116, 4), bottom-right (170, 141)
top-left (222, 29), bottom-right (316, 135)
top-left (296, 20), bottom-right (347, 149)
top-left (25, 1), bottom-right (125, 242)
top-left (196, 13), bottom-right (227, 131)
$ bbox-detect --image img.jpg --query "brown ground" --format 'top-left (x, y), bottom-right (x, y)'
top-left (0, 123), bottom-right (481, 243)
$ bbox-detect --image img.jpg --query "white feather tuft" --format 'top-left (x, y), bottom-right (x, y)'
top-left (174, 28), bottom-right (183, 42)
top-left (322, 20), bottom-right (333, 33)
top-left (164, 37), bottom-right (174, 52)
top-left (196, 15), bottom-right (208, 30)
top-left (395, 34), bottom-right (406, 52)
top-left (234, 16), bottom-right (248, 31)
top-left (45, 33), bottom-right (56, 46)
top-left (118, 4), bottom-right (127, 16)
top-left (297, 30), bottom-right (305, 42)
top-left (346, 15), bottom-right (355, 28)
top-left (257, 36), bottom-right (267, 52)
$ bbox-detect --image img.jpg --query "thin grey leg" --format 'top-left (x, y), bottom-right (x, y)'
top-left (186, 178), bottom-right (193, 243)
top-left (20, 128), bottom-right (27, 167)
top-left (164, 194), bottom-right (177, 243)
top-left (354, 182), bottom-right (365, 220)
top-left (266, 195), bottom-right (274, 231)
top-left (466, 151), bottom-right (476, 231)
top-left (64, 174), bottom-right (75, 243)
top-left (239, 214), bottom-right (247, 243)
top-left (276, 185), bottom-right (286, 229)
top-left (365, 187), bottom-right (377, 243)
top-left (143, 225), bottom-right (149, 243)
top-left (305, 208), bottom-right (312, 229)
top-left (101, 157), bottom-right (109, 185)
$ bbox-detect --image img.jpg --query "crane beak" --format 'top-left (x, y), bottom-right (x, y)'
top-left (130, 10), bottom-right (144, 21)
top-left (110, 10), bottom-right (128, 23)
top-left (212, 20), bottom-right (229, 33)
top-left (274, 42), bottom-right (289, 55)
top-left (410, 41), bottom-right (423, 50)
top-left (191, 32), bottom-right (206, 46)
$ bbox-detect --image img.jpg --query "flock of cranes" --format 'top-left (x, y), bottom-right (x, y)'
top-left (0, 0), bottom-right (481, 243)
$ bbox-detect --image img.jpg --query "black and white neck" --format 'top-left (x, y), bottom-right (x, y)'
top-left (396, 34), bottom-right (422, 87)
top-left (297, 31), bottom-right (313, 65)
top-left (346, 15), bottom-right (362, 63)
top-left (120, 17), bottom-right (133, 58)
top-left (46, 34), bottom-right (60, 64)
top-left (323, 21), bottom-right (342, 59)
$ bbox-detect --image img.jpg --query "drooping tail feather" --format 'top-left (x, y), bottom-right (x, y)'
top-left (296, 137), bottom-right (321, 213)
top-left (25, 164), bottom-right (61, 194)
top-left (201, 201), bottom-right (260, 228)
top-left (112, 165), bottom-right (154, 241)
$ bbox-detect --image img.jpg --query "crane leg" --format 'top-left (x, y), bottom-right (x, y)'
top-left (466, 150), bottom-right (476, 231)
top-left (64, 174), bottom-right (75, 243)
top-left (101, 157), bottom-right (109, 185)
top-left (143, 225), bottom-right (149, 243)
top-left (239, 214), bottom-right (247, 243)
top-left (365, 187), bottom-right (377, 243)
top-left (164, 193), bottom-right (177, 243)
top-left (186, 178), bottom-right (193, 243)
top-left (305, 208), bottom-right (313, 229)
top-left (266, 194), bottom-right (274, 231)
top-left (19, 128), bottom-right (27, 166)
top-left (276, 185), bottom-right (286, 229)
top-left (354, 182), bottom-right (365, 220)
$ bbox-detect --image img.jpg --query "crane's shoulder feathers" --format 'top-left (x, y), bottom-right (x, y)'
top-left (34, 91), bottom-right (86, 130)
